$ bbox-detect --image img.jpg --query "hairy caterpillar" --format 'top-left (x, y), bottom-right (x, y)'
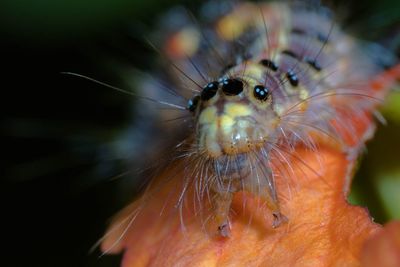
top-left (97, 0), bottom-right (400, 262)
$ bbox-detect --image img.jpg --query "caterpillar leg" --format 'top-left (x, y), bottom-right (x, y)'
top-left (212, 190), bottom-right (234, 237)
top-left (244, 170), bottom-right (288, 228)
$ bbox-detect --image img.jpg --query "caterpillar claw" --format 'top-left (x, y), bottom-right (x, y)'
top-left (272, 212), bottom-right (288, 228)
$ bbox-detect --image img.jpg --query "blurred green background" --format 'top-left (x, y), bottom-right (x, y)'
top-left (1, 0), bottom-right (399, 266)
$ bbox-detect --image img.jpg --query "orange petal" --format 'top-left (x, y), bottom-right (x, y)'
top-left (361, 221), bottom-right (400, 267)
top-left (101, 145), bottom-right (380, 267)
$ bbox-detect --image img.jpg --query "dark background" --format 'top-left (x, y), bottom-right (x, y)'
top-left (2, 0), bottom-right (400, 266)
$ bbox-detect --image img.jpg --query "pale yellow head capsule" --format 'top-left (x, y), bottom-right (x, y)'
top-left (188, 64), bottom-right (280, 158)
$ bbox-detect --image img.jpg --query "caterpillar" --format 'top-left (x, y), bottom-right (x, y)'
top-left (98, 0), bottom-right (400, 261)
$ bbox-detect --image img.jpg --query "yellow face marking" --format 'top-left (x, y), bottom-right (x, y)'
top-left (199, 106), bottom-right (217, 125)
top-left (219, 115), bottom-right (235, 135)
top-left (224, 103), bottom-right (252, 118)
top-left (198, 107), bottom-right (221, 157)
top-left (299, 86), bottom-right (309, 100)
top-left (205, 124), bottom-right (219, 151)
top-left (198, 104), bottom-right (254, 156)
top-left (243, 64), bottom-right (264, 81)
top-left (274, 104), bottom-right (284, 116)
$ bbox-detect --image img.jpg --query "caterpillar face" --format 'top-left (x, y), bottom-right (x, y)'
top-left (189, 64), bottom-right (282, 158)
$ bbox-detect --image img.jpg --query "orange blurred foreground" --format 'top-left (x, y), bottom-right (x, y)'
top-left (362, 221), bottom-right (400, 267)
top-left (101, 65), bottom-right (400, 266)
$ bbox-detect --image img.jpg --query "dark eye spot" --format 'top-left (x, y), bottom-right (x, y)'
top-left (286, 70), bottom-right (299, 87)
top-left (305, 58), bottom-right (322, 71)
top-left (221, 78), bottom-right (243, 96)
top-left (201, 81), bottom-right (219, 101)
top-left (281, 50), bottom-right (298, 59)
top-left (187, 95), bottom-right (200, 112)
top-left (291, 28), bottom-right (306, 35)
top-left (253, 85), bottom-right (270, 101)
top-left (259, 59), bottom-right (278, 71)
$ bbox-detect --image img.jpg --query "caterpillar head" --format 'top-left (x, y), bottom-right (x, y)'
top-left (187, 66), bottom-right (281, 158)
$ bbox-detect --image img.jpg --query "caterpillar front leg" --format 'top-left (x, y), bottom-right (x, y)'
top-left (212, 190), bottom-right (234, 237)
top-left (244, 166), bottom-right (288, 228)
